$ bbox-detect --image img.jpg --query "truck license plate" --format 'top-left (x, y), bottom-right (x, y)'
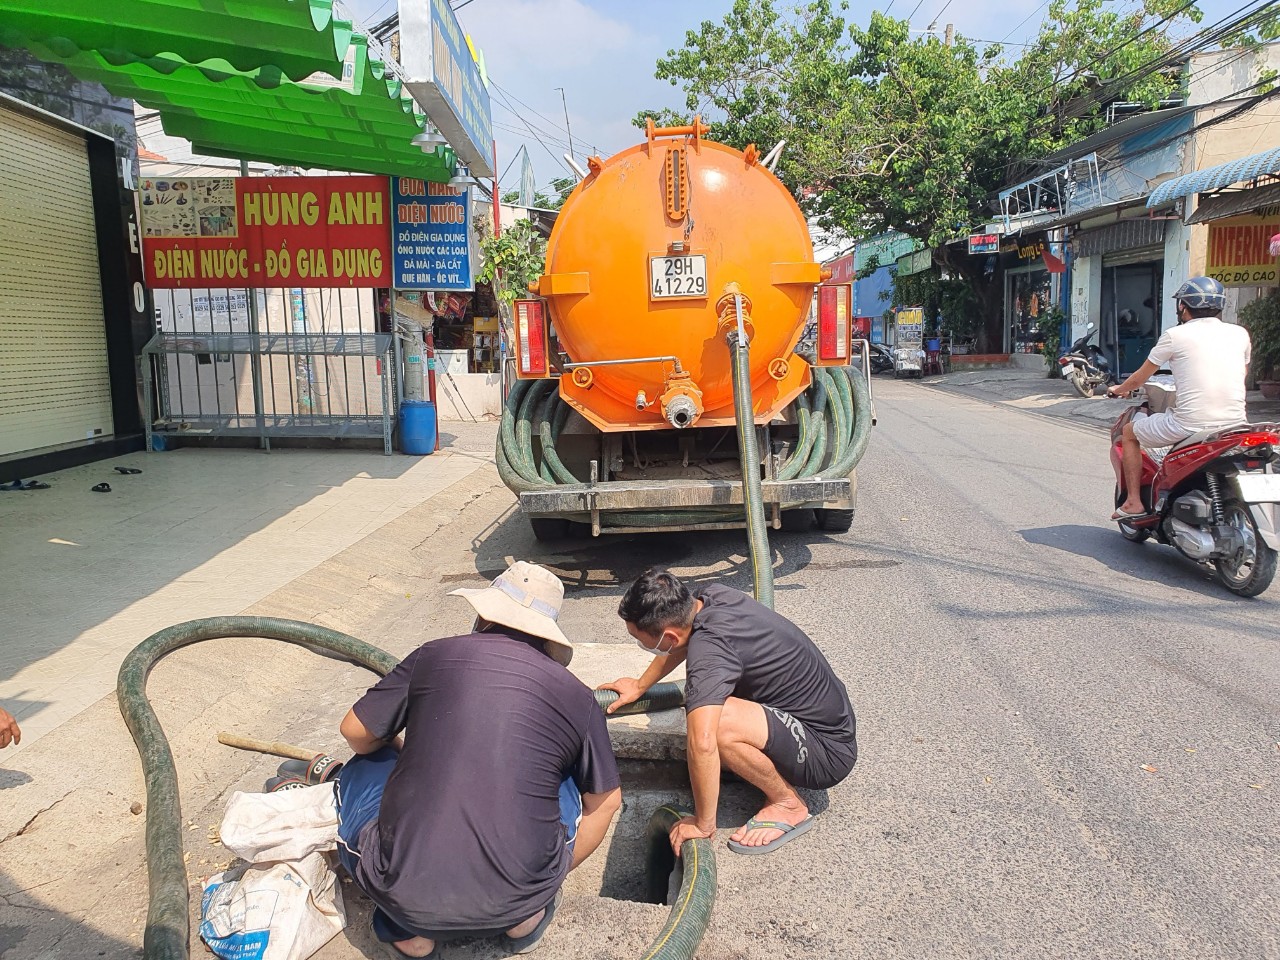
top-left (650, 255), bottom-right (707, 299)
top-left (1235, 473), bottom-right (1280, 503)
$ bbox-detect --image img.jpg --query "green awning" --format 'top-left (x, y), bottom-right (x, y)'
top-left (0, 1), bottom-right (456, 182)
top-left (0, 0), bottom-right (353, 81)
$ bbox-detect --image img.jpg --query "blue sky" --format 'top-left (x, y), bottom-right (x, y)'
top-left (347, 0), bottom-right (1254, 195)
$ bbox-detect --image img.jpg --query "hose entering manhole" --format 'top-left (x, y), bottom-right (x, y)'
top-left (117, 616), bottom-right (714, 960)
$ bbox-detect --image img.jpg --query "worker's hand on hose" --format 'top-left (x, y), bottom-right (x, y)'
top-left (0, 707), bottom-right (21, 749)
top-left (669, 816), bottom-right (715, 857)
top-left (597, 677), bottom-right (645, 714)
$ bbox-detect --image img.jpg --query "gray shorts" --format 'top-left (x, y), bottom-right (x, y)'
top-left (1132, 410), bottom-right (1191, 448)
top-left (762, 706), bottom-right (857, 790)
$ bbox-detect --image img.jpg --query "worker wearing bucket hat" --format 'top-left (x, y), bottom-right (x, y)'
top-left (447, 561), bottom-right (575, 666)
top-left (334, 562), bottom-right (621, 958)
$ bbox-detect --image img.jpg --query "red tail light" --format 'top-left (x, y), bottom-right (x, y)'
top-left (817, 284), bottom-right (851, 366)
top-left (513, 299), bottom-right (549, 379)
top-left (1058, 356), bottom-right (1071, 366)
top-left (1221, 431), bottom-right (1279, 457)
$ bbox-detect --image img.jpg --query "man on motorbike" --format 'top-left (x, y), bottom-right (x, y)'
top-left (1106, 276), bottom-right (1251, 520)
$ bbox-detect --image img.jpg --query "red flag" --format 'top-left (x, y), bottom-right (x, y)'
top-left (1042, 249), bottom-right (1065, 274)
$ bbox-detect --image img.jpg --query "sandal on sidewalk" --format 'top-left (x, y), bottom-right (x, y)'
top-left (726, 816), bottom-right (815, 856)
top-left (505, 890), bottom-right (562, 954)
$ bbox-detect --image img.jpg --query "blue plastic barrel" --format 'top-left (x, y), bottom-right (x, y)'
top-left (924, 338), bottom-right (941, 352)
top-left (399, 400), bottom-right (437, 455)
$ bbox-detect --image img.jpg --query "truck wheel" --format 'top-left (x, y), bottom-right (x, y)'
top-left (529, 518), bottom-right (570, 541)
top-left (780, 509), bottom-right (815, 532)
top-left (815, 508), bottom-right (854, 533)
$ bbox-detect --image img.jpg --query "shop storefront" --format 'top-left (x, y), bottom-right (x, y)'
top-left (1000, 233), bottom-right (1059, 354)
top-left (1069, 218), bottom-right (1168, 375)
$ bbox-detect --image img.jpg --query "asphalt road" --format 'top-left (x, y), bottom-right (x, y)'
top-left (4, 386), bottom-right (1276, 960)
top-left (503, 377), bottom-right (1280, 959)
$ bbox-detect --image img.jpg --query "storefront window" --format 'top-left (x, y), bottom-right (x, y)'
top-left (1007, 268), bottom-right (1053, 353)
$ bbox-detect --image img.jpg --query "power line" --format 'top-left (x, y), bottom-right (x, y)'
top-left (999, 0), bottom-right (1049, 45)
top-left (905, 0), bottom-right (927, 23)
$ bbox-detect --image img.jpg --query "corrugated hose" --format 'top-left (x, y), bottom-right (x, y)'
top-left (117, 617), bottom-right (711, 960)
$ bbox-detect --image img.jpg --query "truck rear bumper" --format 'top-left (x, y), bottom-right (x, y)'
top-left (519, 476), bottom-right (852, 515)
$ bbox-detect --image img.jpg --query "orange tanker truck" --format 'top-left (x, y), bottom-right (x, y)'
top-left (497, 119), bottom-right (873, 541)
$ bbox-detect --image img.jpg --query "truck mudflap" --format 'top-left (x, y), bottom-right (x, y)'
top-left (519, 476), bottom-right (851, 516)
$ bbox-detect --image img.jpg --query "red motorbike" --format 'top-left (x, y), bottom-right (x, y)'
top-left (1111, 380), bottom-right (1280, 596)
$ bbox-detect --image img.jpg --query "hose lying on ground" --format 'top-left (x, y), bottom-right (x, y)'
top-left (497, 363), bottom-right (873, 530)
top-left (118, 617), bottom-right (710, 960)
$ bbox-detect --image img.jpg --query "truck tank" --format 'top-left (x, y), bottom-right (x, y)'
top-left (497, 120), bottom-right (873, 539)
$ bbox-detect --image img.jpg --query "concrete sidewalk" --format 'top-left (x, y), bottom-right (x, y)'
top-left (922, 366), bottom-right (1280, 429)
top-left (0, 426), bottom-right (493, 754)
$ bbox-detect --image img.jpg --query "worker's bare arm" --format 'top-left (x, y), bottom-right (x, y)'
top-left (340, 708), bottom-right (395, 755)
top-left (570, 786), bottom-right (623, 870)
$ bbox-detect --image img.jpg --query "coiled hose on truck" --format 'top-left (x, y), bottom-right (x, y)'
top-left (496, 363), bottom-right (873, 531)
top-left (117, 617), bottom-right (710, 960)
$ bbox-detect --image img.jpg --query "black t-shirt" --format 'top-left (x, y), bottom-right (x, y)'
top-left (350, 630), bottom-right (619, 932)
top-left (683, 583), bottom-right (855, 742)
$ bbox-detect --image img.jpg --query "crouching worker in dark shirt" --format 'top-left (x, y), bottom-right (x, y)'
top-left (336, 561), bottom-right (622, 958)
top-left (601, 569), bottom-right (856, 857)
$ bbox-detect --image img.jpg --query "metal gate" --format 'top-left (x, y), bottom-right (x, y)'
top-left (142, 286), bottom-right (395, 454)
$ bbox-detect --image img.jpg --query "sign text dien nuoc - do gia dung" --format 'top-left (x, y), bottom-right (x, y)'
top-left (139, 175), bottom-right (393, 289)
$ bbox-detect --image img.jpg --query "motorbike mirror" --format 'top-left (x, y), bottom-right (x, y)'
top-left (1086, 322), bottom-right (1096, 332)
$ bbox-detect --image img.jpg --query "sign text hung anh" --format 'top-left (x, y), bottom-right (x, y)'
top-left (391, 178), bottom-right (474, 291)
top-left (140, 176), bottom-right (392, 288)
top-left (1205, 213), bottom-right (1280, 287)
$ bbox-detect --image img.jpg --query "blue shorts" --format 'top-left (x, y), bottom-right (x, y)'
top-left (334, 748), bottom-right (581, 943)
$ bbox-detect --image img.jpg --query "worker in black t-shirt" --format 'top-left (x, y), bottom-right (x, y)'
top-left (336, 562), bottom-right (622, 958)
top-left (601, 568), bottom-right (856, 856)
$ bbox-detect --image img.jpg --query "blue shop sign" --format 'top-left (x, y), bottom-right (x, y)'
top-left (392, 177), bottom-right (474, 291)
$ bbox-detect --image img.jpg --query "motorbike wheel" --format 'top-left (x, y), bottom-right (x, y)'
top-left (1214, 500), bottom-right (1278, 597)
top-left (1069, 373), bottom-right (1093, 398)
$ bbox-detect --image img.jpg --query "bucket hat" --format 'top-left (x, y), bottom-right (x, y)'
top-left (449, 561), bottom-right (574, 666)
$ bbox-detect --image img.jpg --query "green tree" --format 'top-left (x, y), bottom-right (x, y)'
top-left (642, 0), bottom-right (1274, 347)
top-left (477, 216), bottom-right (546, 307)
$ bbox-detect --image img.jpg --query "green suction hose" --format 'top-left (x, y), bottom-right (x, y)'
top-left (496, 346), bottom-right (874, 534)
top-left (641, 805), bottom-right (718, 960)
top-left (726, 302), bottom-right (774, 610)
top-left (117, 617), bottom-right (398, 960)
top-left (118, 618), bottom-right (712, 960)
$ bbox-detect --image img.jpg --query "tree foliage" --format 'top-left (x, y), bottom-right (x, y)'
top-left (641, 0), bottom-right (1275, 342)
top-left (477, 216), bottom-right (546, 306)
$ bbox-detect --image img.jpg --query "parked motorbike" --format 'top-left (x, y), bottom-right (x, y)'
top-left (868, 342), bottom-right (894, 375)
top-left (1057, 322), bottom-right (1117, 398)
top-left (1111, 380), bottom-right (1280, 597)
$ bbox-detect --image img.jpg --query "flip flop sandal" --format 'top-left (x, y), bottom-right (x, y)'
top-left (384, 943), bottom-right (438, 959)
top-left (2, 480), bottom-right (50, 490)
top-left (1110, 508), bottom-right (1149, 521)
top-left (505, 889), bottom-right (562, 954)
top-left (91, 482), bottom-right (112, 493)
top-left (114, 466), bottom-right (143, 475)
top-left (726, 816), bottom-right (816, 856)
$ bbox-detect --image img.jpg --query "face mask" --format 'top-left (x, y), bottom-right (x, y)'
top-left (636, 632), bottom-right (673, 655)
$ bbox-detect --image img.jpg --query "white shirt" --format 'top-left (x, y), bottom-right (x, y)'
top-left (1147, 317), bottom-right (1251, 430)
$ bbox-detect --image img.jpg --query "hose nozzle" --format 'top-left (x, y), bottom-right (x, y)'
top-left (664, 394), bottom-right (698, 429)
top-left (659, 370), bottom-right (704, 429)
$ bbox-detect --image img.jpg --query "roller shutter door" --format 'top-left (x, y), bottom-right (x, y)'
top-left (0, 104), bottom-right (113, 458)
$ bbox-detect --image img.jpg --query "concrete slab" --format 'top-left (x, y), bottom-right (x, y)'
top-left (570, 643), bottom-right (687, 761)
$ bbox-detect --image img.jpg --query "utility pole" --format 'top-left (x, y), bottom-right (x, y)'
top-left (944, 22), bottom-right (954, 45)
top-left (555, 86), bottom-right (575, 162)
